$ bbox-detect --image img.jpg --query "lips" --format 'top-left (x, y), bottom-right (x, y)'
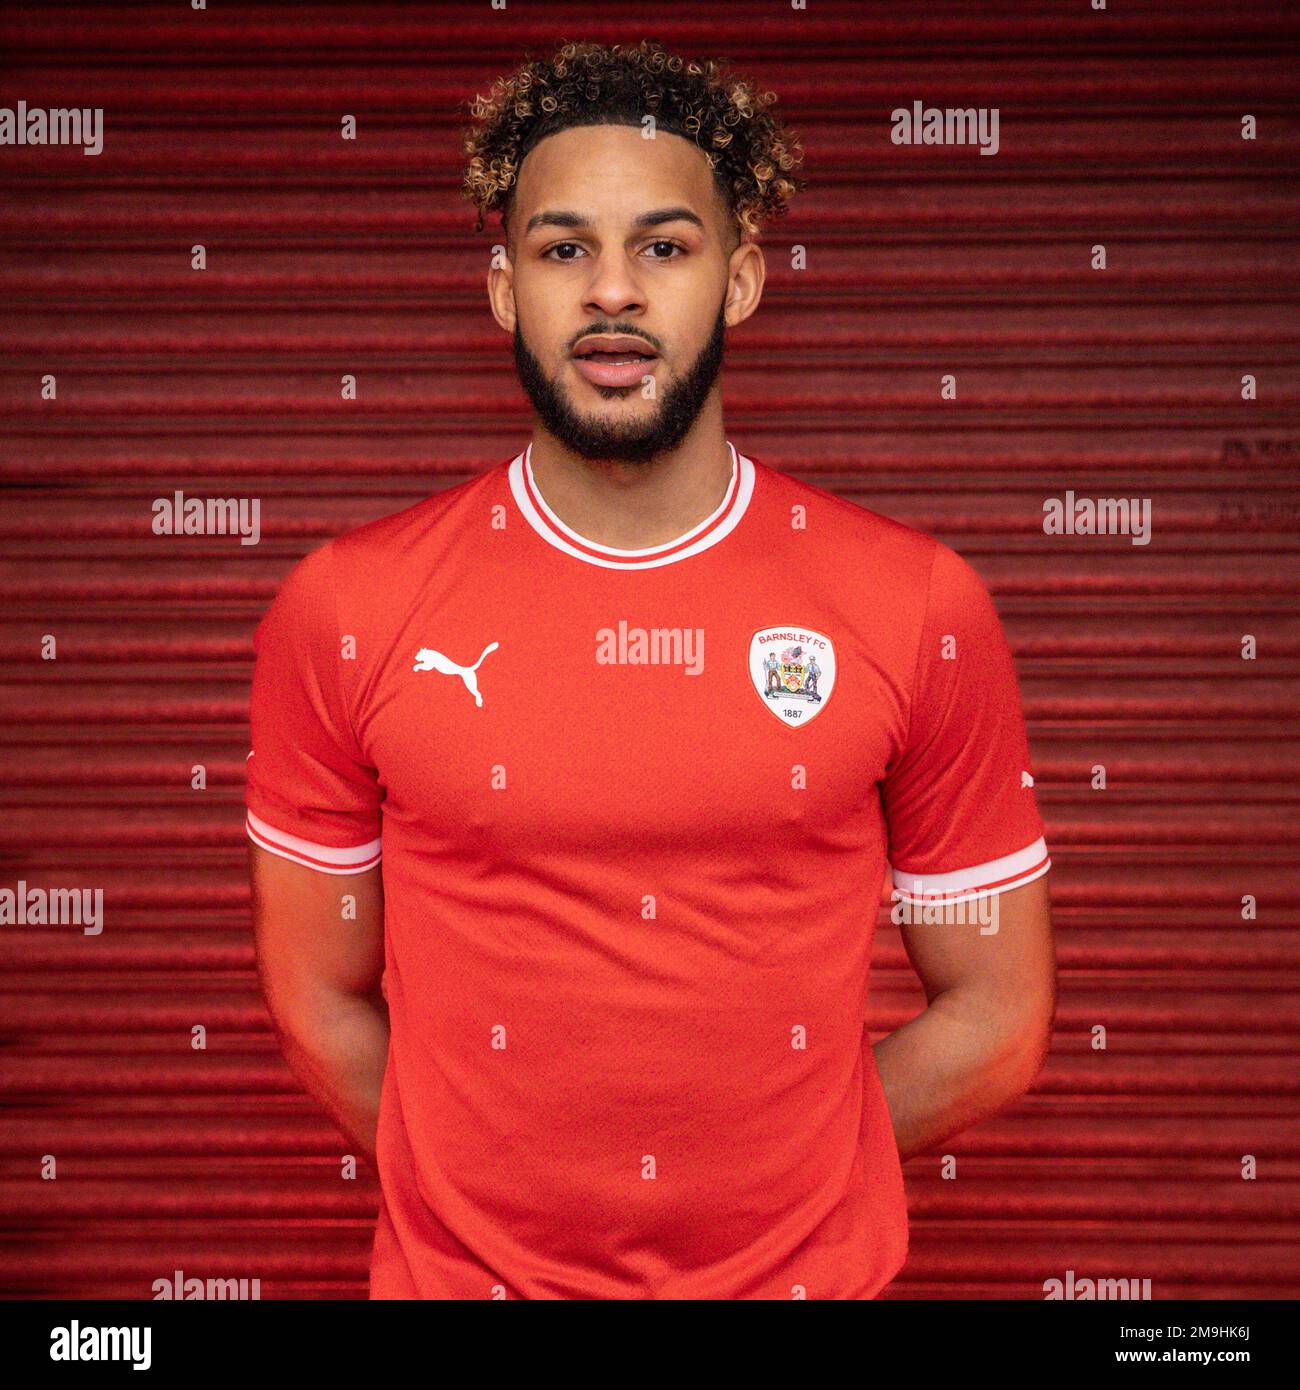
top-left (572, 335), bottom-right (657, 360)
top-left (571, 335), bottom-right (659, 389)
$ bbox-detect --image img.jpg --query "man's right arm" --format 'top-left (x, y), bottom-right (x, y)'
top-left (249, 843), bottom-right (388, 1170)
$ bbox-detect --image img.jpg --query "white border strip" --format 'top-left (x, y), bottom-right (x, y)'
top-left (246, 809), bottom-right (381, 875)
top-left (509, 442), bottom-right (755, 569)
top-left (892, 836), bottom-right (1050, 905)
top-left (527, 440), bottom-right (738, 553)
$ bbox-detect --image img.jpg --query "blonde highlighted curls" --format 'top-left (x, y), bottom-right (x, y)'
top-left (461, 39), bottom-right (806, 241)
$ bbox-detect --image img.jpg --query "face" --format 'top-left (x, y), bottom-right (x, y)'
top-left (488, 122), bottom-right (764, 463)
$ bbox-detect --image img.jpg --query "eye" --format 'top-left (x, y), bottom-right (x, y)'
top-left (543, 241), bottom-right (586, 261)
top-left (541, 238), bottom-right (685, 262)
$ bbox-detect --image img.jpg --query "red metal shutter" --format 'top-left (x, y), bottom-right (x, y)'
top-left (1, 2), bottom-right (1296, 1299)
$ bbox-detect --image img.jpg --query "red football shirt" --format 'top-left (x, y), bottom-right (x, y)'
top-left (245, 441), bottom-right (1050, 1299)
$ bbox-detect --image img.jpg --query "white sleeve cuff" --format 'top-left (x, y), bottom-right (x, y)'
top-left (246, 810), bottom-right (381, 875)
top-left (891, 836), bottom-right (1050, 906)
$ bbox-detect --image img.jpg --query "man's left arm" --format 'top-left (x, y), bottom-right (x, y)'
top-left (874, 872), bottom-right (1056, 1161)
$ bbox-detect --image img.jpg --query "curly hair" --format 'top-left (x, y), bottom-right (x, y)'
top-left (461, 39), bottom-right (806, 245)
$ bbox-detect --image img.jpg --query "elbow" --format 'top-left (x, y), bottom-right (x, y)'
top-left (1002, 1004), bottom-right (1055, 1098)
top-left (991, 973), bottom-right (1056, 1099)
top-left (1009, 1029), bottom-right (1052, 1097)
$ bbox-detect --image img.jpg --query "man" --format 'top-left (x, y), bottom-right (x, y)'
top-left (805, 652), bottom-right (822, 702)
top-left (764, 647), bottom-right (781, 698)
top-left (247, 39), bottom-right (1055, 1300)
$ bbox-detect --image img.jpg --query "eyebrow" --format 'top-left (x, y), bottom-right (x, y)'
top-left (523, 206), bottom-right (707, 236)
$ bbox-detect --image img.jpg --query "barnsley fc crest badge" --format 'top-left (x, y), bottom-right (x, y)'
top-left (748, 625), bottom-right (836, 726)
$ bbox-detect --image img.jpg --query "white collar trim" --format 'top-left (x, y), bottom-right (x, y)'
top-left (508, 440), bottom-right (755, 569)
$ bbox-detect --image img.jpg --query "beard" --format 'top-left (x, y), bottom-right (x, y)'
top-left (512, 300), bottom-right (726, 464)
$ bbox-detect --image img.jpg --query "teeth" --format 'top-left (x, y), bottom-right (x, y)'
top-left (580, 346), bottom-right (650, 359)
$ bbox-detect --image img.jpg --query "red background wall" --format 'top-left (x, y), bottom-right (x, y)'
top-left (1, 0), bottom-right (1297, 1299)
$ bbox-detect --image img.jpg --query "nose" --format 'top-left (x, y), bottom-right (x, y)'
top-left (581, 247), bottom-right (647, 320)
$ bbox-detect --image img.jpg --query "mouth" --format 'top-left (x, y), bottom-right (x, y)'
top-left (571, 336), bottom-right (659, 389)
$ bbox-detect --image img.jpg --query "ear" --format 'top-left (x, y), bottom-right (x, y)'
top-left (723, 239), bottom-right (766, 329)
top-left (487, 242), bottom-right (516, 334)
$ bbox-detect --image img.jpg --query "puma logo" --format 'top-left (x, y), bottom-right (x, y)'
top-left (412, 642), bottom-right (499, 707)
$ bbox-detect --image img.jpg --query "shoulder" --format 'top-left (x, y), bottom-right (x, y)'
top-left (288, 463), bottom-right (508, 610)
top-left (746, 458), bottom-right (1007, 660)
top-left (749, 455), bottom-right (949, 593)
top-left (263, 464), bottom-right (505, 631)
top-left (330, 465), bottom-right (503, 569)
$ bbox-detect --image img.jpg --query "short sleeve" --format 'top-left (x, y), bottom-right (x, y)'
top-left (881, 542), bottom-right (1049, 905)
top-left (244, 541), bottom-right (383, 874)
